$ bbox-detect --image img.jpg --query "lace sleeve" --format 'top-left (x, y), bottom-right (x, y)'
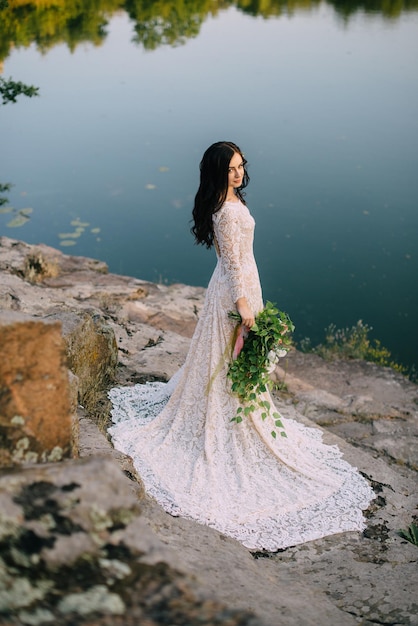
top-left (213, 206), bottom-right (245, 303)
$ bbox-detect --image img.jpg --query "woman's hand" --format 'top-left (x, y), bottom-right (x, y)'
top-left (236, 297), bottom-right (255, 329)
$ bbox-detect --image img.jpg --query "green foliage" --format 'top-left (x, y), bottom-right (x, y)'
top-left (299, 320), bottom-right (410, 377)
top-left (0, 183), bottom-right (12, 207)
top-left (398, 522), bottom-right (418, 547)
top-left (0, 77), bottom-right (39, 105)
top-left (227, 301), bottom-right (294, 437)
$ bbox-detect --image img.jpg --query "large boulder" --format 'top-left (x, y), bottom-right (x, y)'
top-left (0, 311), bottom-right (73, 467)
top-left (0, 456), bottom-right (259, 626)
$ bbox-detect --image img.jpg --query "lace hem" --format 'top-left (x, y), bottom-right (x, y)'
top-left (108, 381), bottom-right (374, 551)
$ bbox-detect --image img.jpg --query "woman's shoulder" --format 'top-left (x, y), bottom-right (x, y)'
top-left (214, 200), bottom-right (247, 221)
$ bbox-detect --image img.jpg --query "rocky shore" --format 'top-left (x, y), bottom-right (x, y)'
top-left (0, 236), bottom-right (417, 626)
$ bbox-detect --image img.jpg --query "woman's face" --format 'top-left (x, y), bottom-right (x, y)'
top-left (227, 151), bottom-right (244, 192)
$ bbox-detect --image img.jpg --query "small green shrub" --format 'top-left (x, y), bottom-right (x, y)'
top-left (299, 320), bottom-right (414, 379)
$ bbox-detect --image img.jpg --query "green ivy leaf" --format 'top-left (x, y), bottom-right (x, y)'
top-left (226, 302), bottom-right (294, 439)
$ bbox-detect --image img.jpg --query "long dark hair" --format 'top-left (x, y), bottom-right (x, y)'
top-left (191, 141), bottom-right (249, 248)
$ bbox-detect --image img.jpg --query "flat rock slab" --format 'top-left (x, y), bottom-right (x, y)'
top-left (0, 456), bottom-right (260, 626)
top-left (275, 351), bottom-right (418, 471)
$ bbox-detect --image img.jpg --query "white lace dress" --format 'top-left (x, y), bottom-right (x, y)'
top-left (108, 200), bottom-right (374, 551)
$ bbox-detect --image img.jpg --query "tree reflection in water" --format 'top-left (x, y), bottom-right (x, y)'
top-left (1, 0), bottom-right (417, 62)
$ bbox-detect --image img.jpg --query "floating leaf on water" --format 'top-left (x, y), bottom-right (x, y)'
top-left (58, 232), bottom-right (81, 239)
top-left (145, 184), bottom-right (156, 190)
top-left (159, 166), bottom-right (169, 172)
top-left (75, 226), bottom-right (85, 233)
top-left (60, 240), bottom-right (77, 247)
top-left (20, 208), bottom-right (33, 216)
top-left (91, 227), bottom-right (101, 234)
top-left (71, 219), bottom-right (89, 227)
top-left (0, 206), bottom-right (13, 214)
top-left (7, 214), bottom-right (30, 227)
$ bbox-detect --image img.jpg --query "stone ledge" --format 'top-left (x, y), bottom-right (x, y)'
top-left (1, 237), bottom-right (417, 626)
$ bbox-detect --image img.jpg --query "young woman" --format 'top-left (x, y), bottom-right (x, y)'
top-left (109, 141), bottom-right (374, 551)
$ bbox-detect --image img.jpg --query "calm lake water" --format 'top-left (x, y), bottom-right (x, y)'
top-left (1, 1), bottom-right (418, 369)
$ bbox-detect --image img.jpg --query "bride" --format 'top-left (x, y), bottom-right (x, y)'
top-left (108, 141), bottom-right (374, 551)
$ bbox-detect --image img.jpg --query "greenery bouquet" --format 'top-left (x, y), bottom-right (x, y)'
top-left (228, 301), bottom-right (294, 438)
